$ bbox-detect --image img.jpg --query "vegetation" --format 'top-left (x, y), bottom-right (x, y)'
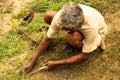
top-left (29, 0), bottom-right (119, 14)
top-left (1, 0), bottom-right (119, 61)
top-left (0, 0), bottom-right (120, 80)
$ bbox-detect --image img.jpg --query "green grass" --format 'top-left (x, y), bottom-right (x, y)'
top-left (0, 0), bottom-right (119, 62)
top-left (0, 30), bottom-right (25, 61)
top-left (0, 0), bottom-right (120, 79)
top-left (105, 46), bottom-right (120, 58)
top-left (0, 13), bottom-right (46, 62)
top-left (29, 0), bottom-right (119, 14)
top-left (1, 7), bottom-right (13, 13)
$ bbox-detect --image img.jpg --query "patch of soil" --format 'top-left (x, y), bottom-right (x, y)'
top-left (0, 0), bottom-right (33, 33)
top-left (24, 11), bottom-right (120, 80)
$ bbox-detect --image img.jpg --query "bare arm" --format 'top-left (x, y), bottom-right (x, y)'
top-left (30, 35), bottom-right (52, 63)
top-left (55, 52), bottom-right (90, 64)
top-left (20, 35), bottom-right (52, 73)
top-left (45, 52), bottom-right (91, 69)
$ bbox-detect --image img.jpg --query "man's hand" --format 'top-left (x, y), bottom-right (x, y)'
top-left (19, 36), bottom-right (52, 73)
top-left (43, 61), bottom-right (57, 70)
top-left (19, 61), bottom-right (35, 74)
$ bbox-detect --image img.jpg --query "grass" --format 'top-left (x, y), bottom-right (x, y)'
top-left (0, 0), bottom-right (119, 64)
top-left (1, 0), bottom-right (118, 61)
top-left (28, 0), bottom-right (120, 14)
top-left (0, 0), bottom-right (120, 80)
top-left (0, 32), bottom-right (24, 61)
top-left (1, 7), bottom-right (13, 13)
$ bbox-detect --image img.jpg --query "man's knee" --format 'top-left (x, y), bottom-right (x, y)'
top-left (66, 31), bottom-right (84, 48)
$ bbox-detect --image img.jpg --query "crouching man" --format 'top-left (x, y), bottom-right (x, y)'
top-left (20, 2), bottom-right (108, 73)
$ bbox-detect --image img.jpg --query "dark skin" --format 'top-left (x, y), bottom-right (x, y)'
top-left (20, 10), bottom-right (91, 73)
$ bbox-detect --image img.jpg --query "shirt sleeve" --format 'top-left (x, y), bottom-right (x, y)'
top-left (82, 28), bottom-right (101, 53)
top-left (47, 14), bottom-right (60, 39)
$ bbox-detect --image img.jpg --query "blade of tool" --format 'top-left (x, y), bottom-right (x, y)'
top-left (27, 66), bottom-right (48, 77)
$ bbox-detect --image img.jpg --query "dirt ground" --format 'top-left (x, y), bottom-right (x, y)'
top-left (0, 0), bottom-right (33, 33)
top-left (25, 11), bottom-right (120, 80)
top-left (0, 0), bottom-right (120, 80)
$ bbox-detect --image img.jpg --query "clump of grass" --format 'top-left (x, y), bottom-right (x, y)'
top-left (28, 0), bottom-right (47, 12)
top-left (82, 0), bottom-right (120, 14)
top-left (105, 46), bottom-right (120, 58)
top-left (1, 7), bottom-right (13, 13)
top-left (29, 0), bottom-right (119, 14)
top-left (0, 31), bottom-right (25, 61)
top-left (0, 66), bottom-right (25, 80)
top-left (12, 8), bottom-right (31, 19)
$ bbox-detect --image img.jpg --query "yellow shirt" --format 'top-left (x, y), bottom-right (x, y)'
top-left (47, 4), bottom-right (108, 53)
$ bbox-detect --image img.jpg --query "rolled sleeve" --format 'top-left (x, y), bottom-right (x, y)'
top-left (47, 23), bottom-right (59, 39)
top-left (47, 12), bottom-right (60, 39)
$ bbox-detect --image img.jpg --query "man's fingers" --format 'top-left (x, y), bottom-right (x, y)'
top-left (18, 66), bottom-right (33, 74)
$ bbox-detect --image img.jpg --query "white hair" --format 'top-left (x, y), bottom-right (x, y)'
top-left (60, 2), bottom-right (84, 29)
